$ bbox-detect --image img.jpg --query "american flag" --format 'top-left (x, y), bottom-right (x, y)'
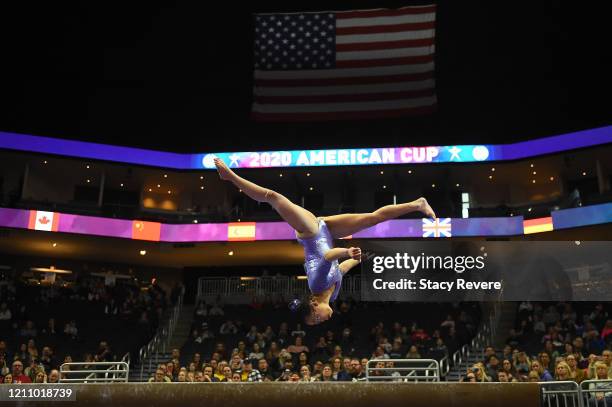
top-left (422, 218), bottom-right (452, 238)
top-left (252, 5), bottom-right (437, 121)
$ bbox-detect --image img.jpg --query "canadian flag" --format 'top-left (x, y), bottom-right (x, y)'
top-left (28, 210), bottom-right (60, 232)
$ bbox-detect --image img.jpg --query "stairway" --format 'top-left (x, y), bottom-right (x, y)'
top-left (491, 302), bottom-right (517, 349)
top-left (446, 348), bottom-right (486, 382)
top-left (131, 305), bottom-right (194, 382)
top-left (446, 302), bottom-right (518, 381)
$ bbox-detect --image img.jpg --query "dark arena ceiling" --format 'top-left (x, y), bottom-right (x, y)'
top-left (0, 1), bottom-right (610, 152)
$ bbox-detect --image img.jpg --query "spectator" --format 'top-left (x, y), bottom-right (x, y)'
top-left (245, 326), bottom-right (258, 344)
top-left (530, 360), bottom-right (553, 381)
top-left (497, 370), bottom-right (510, 383)
top-left (501, 359), bottom-right (518, 382)
top-left (149, 369), bottom-right (170, 383)
top-left (20, 321), bottom-right (37, 338)
top-left (405, 345), bottom-right (421, 359)
top-left (258, 359), bottom-right (275, 381)
top-left (486, 355), bottom-right (500, 381)
top-left (331, 357), bottom-right (342, 380)
top-left (472, 363), bottom-right (492, 382)
top-left (337, 358), bottom-right (352, 381)
top-left (194, 371), bottom-right (204, 382)
top-left (214, 361), bottom-right (228, 381)
top-left (587, 362), bottom-right (612, 405)
top-left (242, 360), bottom-right (262, 382)
top-left (208, 303), bottom-right (224, 317)
top-left (0, 302), bottom-right (12, 322)
top-left (231, 372), bottom-right (242, 382)
top-left (33, 370), bottom-right (46, 383)
top-left (320, 364), bottom-right (335, 382)
top-left (203, 365), bottom-right (219, 382)
top-left (287, 336), bottom-right (309, 354)
top-left (262, 326), bottom-right (275, 342)
top-left (296, 352), bottom-right (309, 368)
top-left (221, 366), bottom-right (233, 382)
top-left (565, 354), bottom-right (585, 383)
top-left (555, 361), bottom-right (572, 381)
top-left (300, 365), bottom-right (315, 382)
top-left (40, 347), bottom-right (56, 373)
top-left (47, 369), bottom-right (60, 384)
top-left (2, 374), bottom-right (13, 384)
top-left (514, 352), bottom-right (531, 375)
top-left (64, 320), bottom-right (78, 340)
top-left (371, 345), bottom-right (388, 360)
top-left (219, 320), bottom-right (238, 335)
top-left (350, 358), bottom-right (366, 381)
top-left (11, 360), bottom-right (32, 383)
top-left (195, 302), bottom-right (208, 318)
top-left (177, 370), bottom-right (187, 382)
top-left (527, 370), bottom-right (540, 382)
top-left (248, 343), bottom-right (264, 361)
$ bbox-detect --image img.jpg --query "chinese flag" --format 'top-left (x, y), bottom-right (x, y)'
top-left (28, 210), bottom-right (60, 232)
top-left (132, 220), bottom-right (161, 241)
top-left (227, 222), bottom-right (256, 241)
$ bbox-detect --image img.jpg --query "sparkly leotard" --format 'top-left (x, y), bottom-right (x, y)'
top-left (296, 218), bottom-right (342, 302)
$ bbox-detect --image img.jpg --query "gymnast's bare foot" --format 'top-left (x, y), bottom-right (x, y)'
top-left (214, 158), bottom-right (234, 181)
top-left (418, 197), bottom-right (437, 221)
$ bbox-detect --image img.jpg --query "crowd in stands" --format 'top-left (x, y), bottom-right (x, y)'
top-left (147, 297), bottom-right (480, 383)
top-left (0, 276), bottom-right (171, 383)
top-left (459, 301), bottom-right (612, 400)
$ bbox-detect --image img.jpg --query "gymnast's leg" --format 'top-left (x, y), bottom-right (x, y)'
top-left (214, 158), bottom-right (319, 237)
top-left (323, 197), bottom-right (436, 239)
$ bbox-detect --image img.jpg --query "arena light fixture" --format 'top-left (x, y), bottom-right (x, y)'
top-left (582, 172), bottom-right (587, 176)
top-left (30, 267), bottom-right (72, 274)
top-left (200, 176), bottom-right (204, 180)
top-left (52, 242), bottom-right (57, 247)
top-left (164, 174), bottom-right (168, 178)
top-left (228, 251), bottom-right (234, 256)
top-left (200, 186), bottom-right (204, 189)
top-left (139, 250), bottom-right (146, 256)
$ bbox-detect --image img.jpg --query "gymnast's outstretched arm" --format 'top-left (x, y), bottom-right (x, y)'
top-left (324, 247), bottom-right (361, 262)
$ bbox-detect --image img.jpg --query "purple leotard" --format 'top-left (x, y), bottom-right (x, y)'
top-left (296, 218), bottom-right (342, 302)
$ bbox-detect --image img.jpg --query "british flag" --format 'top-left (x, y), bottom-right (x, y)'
top-left (422, 217), bottom-right (452, 238)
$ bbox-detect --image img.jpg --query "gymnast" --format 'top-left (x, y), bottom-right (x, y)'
top-left (214, 158), bottom-right (436, 325)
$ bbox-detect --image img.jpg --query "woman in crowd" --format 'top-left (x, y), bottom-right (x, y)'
top-left (530, 360), bottom-right (553, 381)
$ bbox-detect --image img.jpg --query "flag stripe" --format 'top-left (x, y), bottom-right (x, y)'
top-left (254, 78), bottom-right (435, 96)
top-left (336, 6), bottom-right (436, 20)
top-left (254, 62), bottom-right (434, 79)
top-left (336, 37), bottom-right (435, 52)
top-left (254, 88), bottom-right (436, 104)
top-left (254, 71), bottom-right (434, 87)
top-left (336, 54), bottom-right (434, 68)
top-left (336, 46), bottom-right (434, 61)
top-left (251, 104), bottom-right (437, 121)
top-left (336, 30), bottom-right (435, 44)
top-left (253, 95), bottom-right (437, 113)
top-left (336, 21), bottom-right (436, 35)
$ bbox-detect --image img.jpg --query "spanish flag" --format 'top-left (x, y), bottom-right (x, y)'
top-left (523, 217), bottom-right (553, 234)
top-left (28, 210), bottom-right (60, 232)
top-left (132, 220), bottom-right (161, 241)
top-left (228, 222), bottom-right (256, 241)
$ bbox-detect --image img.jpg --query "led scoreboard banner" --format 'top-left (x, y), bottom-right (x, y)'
top-left (1, 125), bottom-right (611, 169)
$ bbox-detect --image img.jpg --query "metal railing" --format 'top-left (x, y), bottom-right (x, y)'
top-left (365, 359), bottom-right (440, 382)
top-left (197, 276), bottom-right (360, 304)
top-left (137, 286), bottom-right (185, 380)
top-left (540, 381), bottom-right (582, 407)
top-left (59, 361), bottom-right (129, 383)
top-left (581, 380), bottom-right (612, 407)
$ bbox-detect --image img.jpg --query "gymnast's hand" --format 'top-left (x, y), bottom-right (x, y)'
top-left (348, 247), bottom-right (362, 261)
